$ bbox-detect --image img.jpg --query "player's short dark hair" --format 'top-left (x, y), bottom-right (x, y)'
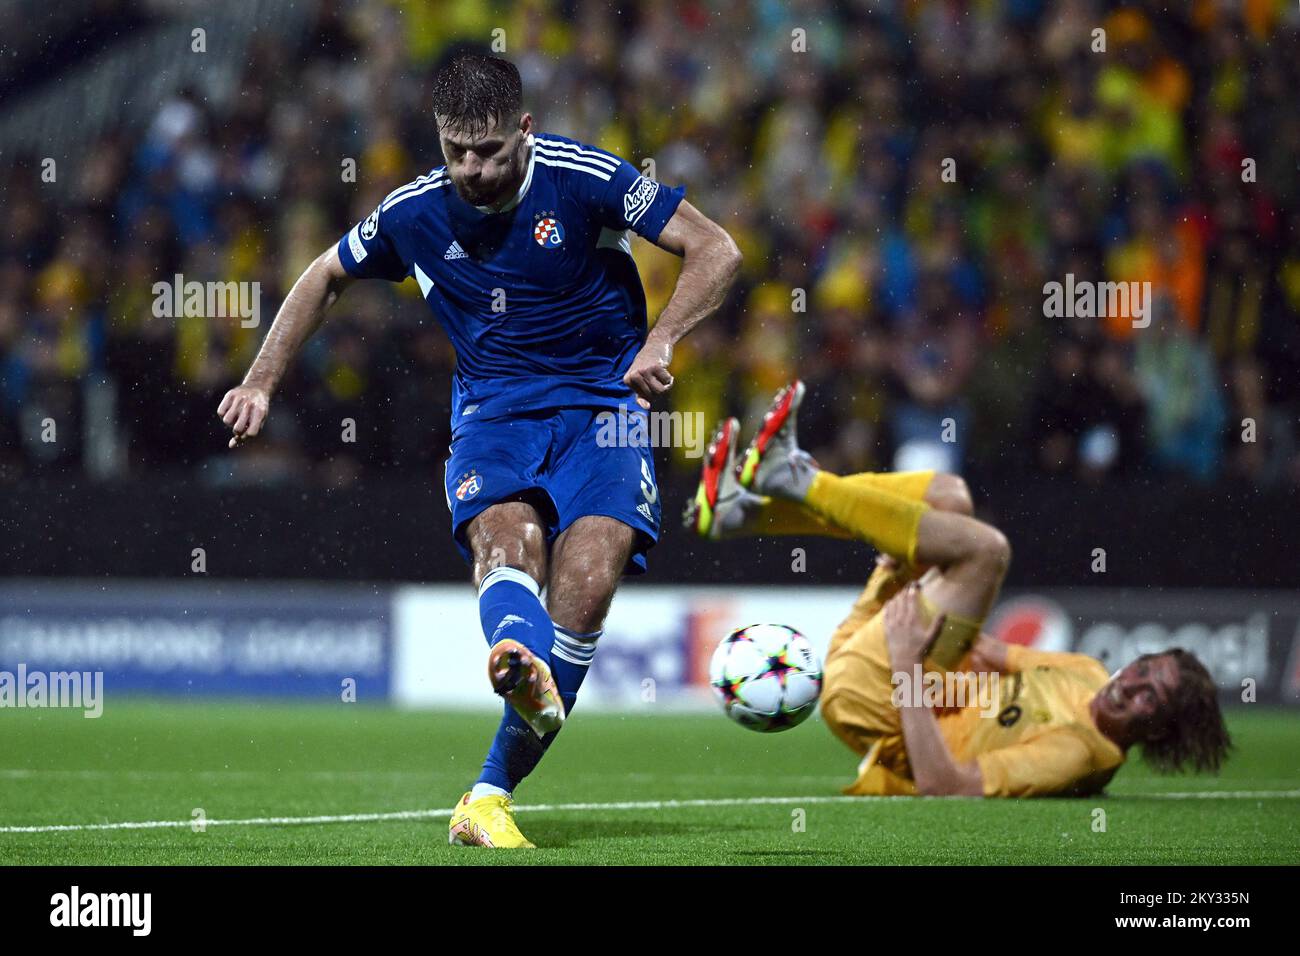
top-left (431, 52), bottom-right (523, 139)
top-left (1139, 649), bottom-right (1232, 775)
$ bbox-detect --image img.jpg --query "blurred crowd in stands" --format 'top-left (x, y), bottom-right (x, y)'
top-left (2, 0), bottom-right (1298, 492)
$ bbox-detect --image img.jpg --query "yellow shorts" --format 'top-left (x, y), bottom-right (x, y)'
top-left (822, 612), bottom-right (913, 780)
top-left (819, 469), bottom-right (936, 795)
top-left (822, 602), bottom-right (982, 795)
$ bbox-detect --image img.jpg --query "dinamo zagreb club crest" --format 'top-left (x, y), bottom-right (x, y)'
top-left (455, 471), bottom-right (482, 501)
top-left (533, 216), bottom-right (564, 248)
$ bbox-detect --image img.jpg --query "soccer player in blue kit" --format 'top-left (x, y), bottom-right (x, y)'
top-left (217, 53), bottom-right (741, 847)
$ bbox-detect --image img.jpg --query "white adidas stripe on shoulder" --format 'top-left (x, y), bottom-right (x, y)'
top-left (534, 138), bottom-right (619, 171)
top-left (382, 171), bottom-right (448, 210)
top-left (382, 170), bottom-right (448, 211)
top-left (383, 176), bottom-right (450, 210)
top-left (535, 136), bottom-right (618, 161)
top-left (534, 154), bottom-right (612, 181)
top-left (386, 168), bottom-right (446, 199)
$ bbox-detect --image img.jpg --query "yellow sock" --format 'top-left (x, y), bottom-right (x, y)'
top-left (802, 471), bottom-right (929, 564)
top-left (757, 498), bottom-right (853, 538)
top-left (752, 471), bottom-right (934, 540)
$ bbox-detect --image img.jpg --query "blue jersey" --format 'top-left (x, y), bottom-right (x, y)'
top-left (336, 132), bottom-right (686, 428)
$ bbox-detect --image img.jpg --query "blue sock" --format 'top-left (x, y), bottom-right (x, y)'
top-left (549, 624), bottom-right (601, 714)
top-left (476, 623), bottom-right (602, 794)
top-left (477, 567), bottom-right (552, 662)
top-left (474, 566), bottom-right (553, 793)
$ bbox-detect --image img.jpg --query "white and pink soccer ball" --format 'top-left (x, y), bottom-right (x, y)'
top-left (709, 624), bottom-right (822, 732)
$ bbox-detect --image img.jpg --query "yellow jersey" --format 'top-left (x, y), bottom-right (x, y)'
top-left (942, 645), bottom-right (1126, 797)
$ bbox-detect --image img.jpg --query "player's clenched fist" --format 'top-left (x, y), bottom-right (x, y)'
top-left (217, 385), bottom-right (271, 449)
top-left (623, 336), bottom-right (674, 410)
top-left (884, 583), bottom-right (946, 669)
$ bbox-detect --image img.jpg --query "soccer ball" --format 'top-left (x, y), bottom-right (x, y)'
top-left (709, 624), bottom-right (823, 732)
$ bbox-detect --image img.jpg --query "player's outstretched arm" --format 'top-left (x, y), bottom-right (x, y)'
top-left (218, 246), bottom-right (355, 448)
top-left (884, 585), bottom-right (985, 797)
top-left (623, 200), bottom-right (741, 409)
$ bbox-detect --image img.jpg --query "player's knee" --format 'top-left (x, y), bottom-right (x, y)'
top-left (479, 543), bottom-right (545, 581)
top-left (973, 525), bottom-right (1012, 578)
top-left (549, 559), bottom-right (619, 632)
top-left (569, 562), bottom-right (619, 610)
top-left (927, 473), bottom-right (973, 516)
top-left (470, 522), bottom-right (547, 586)
top-left (475, 557), bottom-right (544, 591)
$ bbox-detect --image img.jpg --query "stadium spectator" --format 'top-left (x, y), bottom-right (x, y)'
top-left (1, 0), bottom-right (1296, 495)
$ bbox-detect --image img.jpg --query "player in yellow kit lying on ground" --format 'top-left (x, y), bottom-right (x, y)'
top-left (685, 381), bottom-right (1231, 797)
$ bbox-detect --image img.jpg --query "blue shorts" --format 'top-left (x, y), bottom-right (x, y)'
top-left (442, 406), bottom-right (661, 575)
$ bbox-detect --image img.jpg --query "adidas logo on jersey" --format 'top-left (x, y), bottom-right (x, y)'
top-left (444, 241), bottom-right (468, 261)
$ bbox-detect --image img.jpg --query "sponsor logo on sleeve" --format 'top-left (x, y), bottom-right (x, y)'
top-left (347, 225), bottom-right (367, 263)
top-left (623, 176), bottom-right (660, 226)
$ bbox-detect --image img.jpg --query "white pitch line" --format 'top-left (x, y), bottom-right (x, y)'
top-left (1120, 789), bottom-right (1300, 800)
top-left (0, 809), bottom-right (441, 834)
top-left (0, 790), bottom-right (1296, 835)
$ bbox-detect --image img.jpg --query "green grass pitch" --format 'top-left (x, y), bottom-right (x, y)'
top-left (0, 701), bottom-right (1295, 865)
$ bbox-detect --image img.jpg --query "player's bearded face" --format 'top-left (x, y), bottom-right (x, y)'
top-left (439, 116), bottom-right (528, 208)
